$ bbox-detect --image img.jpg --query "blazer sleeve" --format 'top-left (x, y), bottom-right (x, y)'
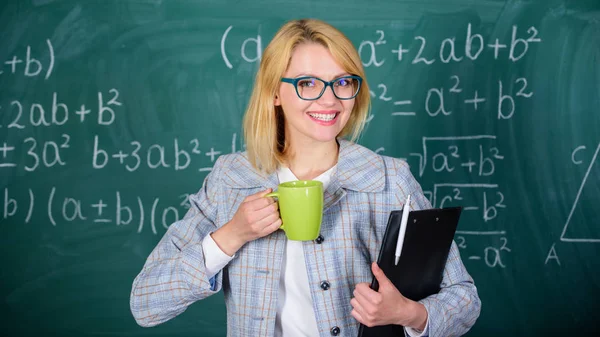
top-left (396, 161), bottom-right (482, 337)
top-left (130, 156), bottom-right (226, 327)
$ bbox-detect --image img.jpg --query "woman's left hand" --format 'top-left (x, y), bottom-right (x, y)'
top-left (350, 262), bottom-right (427, 330)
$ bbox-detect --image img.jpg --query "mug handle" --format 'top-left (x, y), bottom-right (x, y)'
top-left (265, 192), bottom-right (284, 230)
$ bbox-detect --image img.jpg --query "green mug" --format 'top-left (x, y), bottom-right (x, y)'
top-left (266, 180), bottom-right (324, 241)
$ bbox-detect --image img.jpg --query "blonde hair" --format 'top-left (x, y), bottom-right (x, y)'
top-left (242, 19), bottom-right (371, 174)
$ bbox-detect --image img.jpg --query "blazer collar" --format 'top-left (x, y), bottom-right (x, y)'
top-left (222, 139), bottom-right (386, 193)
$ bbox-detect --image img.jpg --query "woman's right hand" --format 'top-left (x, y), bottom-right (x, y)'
top-left (210, 189), bottom-right (282, 256)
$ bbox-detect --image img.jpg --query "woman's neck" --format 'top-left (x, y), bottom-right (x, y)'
top-left (285, 139), bottom-right (339, 181)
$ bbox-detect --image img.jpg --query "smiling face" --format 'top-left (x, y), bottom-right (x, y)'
top-left (275, 43), bottom-right (356, 148)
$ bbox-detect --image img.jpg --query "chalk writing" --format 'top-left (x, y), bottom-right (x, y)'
top-left (1, 39), bottom-right (54, 79)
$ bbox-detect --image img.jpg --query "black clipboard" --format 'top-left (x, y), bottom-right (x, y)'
top-left (357, 206), bottom-right (463, 337)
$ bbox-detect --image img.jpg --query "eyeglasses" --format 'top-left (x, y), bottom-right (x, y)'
top-left (281, 75), bottom-right (363, 101)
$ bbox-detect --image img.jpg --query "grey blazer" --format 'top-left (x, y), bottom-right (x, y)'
top-left (130, 139), bottom-right (481, 337)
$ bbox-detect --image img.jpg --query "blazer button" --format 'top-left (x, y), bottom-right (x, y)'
top-left (330, 326), bottom-right (340, 336)
top-left (314, 235), bottom-right (324, 244)
top-left (320, 280), bottom-right (330, 290)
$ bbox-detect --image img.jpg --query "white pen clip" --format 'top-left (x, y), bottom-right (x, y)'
top-left (394, 194), bottom-right (411, 266)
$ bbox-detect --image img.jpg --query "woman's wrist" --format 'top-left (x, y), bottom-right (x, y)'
top-left (404, 300), bottom-right (428, 331)
top-left (211, 223), bottom-right (245, 256)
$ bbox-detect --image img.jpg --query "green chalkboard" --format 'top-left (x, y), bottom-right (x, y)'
top-left (1, 0), bottom-right (599, 336)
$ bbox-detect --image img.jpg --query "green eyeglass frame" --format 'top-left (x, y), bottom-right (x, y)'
top-left (280, 75), bottom-right (363, 101)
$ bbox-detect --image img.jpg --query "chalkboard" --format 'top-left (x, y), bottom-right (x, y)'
top-left (1, 0), bottom-right (599, 336)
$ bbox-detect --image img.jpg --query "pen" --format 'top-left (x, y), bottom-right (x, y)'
top-left (394, 194), bottom-right (411, 266)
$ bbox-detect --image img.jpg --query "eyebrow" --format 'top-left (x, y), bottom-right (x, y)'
top-left (290, 72), bottom-right (351, 79)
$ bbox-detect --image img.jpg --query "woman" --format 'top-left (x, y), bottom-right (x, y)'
top-left (130, 18), bottom-right (481, 337)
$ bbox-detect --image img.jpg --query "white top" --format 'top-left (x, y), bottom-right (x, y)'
top-left (201, 166), bottom-right (428, 337)
top-left (272, 166), bottom-right (328, 336)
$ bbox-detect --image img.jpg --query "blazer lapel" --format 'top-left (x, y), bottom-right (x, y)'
top-left (323, 177), bottom-right (346, 213)
top-left (335, 139), bottom-right (386, 193)
top-left (322, 139), bottom-right (386, 212)
top-left (221, 153), bottom-right (279, 190)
